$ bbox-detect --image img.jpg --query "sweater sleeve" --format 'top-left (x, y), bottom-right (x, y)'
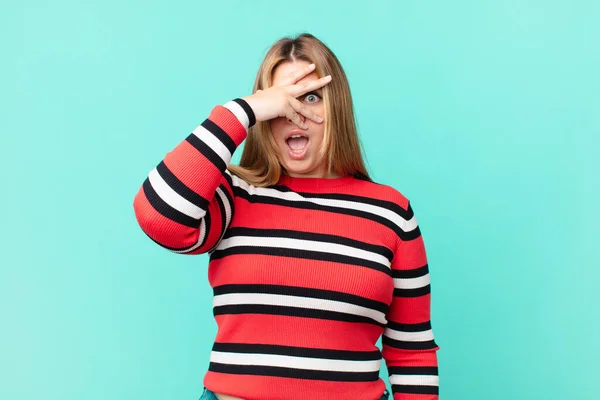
top-left (133, 98), bottom-right (255, 255)
top-left (382, 201), bottom-right (440, 399)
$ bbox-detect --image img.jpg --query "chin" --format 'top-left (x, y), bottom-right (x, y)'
top-left (280, 157), bottom-right (310, 170)
top-left (285, 164), bottom-right (322, 177)
top-left (284, 163), bottom-right (312, 174)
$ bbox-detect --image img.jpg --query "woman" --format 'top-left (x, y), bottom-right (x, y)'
top-left (133, 33), bottom-right (440, 400)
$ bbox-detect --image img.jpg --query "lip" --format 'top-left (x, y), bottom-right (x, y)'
top-left (284, 129), bottom-right (310, 141)
top-left (284, 129), bottom-right (310, 160)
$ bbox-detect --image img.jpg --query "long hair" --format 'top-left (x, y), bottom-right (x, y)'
top-left (227, 33), bottom-right (371, 187)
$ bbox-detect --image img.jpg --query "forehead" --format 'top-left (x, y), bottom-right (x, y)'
top-left (272, 60), bottom-right (320, 85)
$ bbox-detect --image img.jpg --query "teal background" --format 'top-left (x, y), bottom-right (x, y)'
top-left (1, 0), bottom-right (598, 399)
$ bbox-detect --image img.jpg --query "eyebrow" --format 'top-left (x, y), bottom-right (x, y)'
top-left (305, 89), bottom-right (323, 96)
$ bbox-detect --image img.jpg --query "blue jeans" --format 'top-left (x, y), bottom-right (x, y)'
top-left (200, 387), bottom-right (390, 400)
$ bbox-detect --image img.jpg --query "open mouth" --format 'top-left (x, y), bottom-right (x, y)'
top-left (285, 134), bottom-right (309, 159)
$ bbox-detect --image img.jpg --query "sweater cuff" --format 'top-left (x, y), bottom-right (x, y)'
top-left (223, 98), bottom-right (256, 130)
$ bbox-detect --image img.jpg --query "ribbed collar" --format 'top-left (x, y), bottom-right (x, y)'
top-left (276, 173), bottom-right (356, 190)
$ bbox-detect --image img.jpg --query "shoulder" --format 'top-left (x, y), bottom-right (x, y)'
top-left (348, 177), bottom-right (421, 242)
top-left (353, 176), bottom-right (411, 212)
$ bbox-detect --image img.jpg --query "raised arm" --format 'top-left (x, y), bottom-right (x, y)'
top-left (133, 99), bottom-right (255, 254)
top-left (133, 63), bottom-right (332, 255)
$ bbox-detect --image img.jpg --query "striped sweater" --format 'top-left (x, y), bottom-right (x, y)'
top-left (133, 99), bottom-right (440, 400)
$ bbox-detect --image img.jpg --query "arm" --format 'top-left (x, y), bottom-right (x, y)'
top-left (132, 98), bottom-right (255, 254)
top-left (383, 201), bottom-right (440, 399)
top-left (133, 63), bottom-right (331, 255)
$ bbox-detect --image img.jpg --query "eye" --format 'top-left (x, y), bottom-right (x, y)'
top-left (302, 91), bottom-right (321, 104)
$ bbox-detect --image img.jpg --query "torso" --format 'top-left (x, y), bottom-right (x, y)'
top-left (205, 173), bottom-right (404, 399)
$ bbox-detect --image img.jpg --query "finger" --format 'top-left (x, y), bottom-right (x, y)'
top-left (287, 110), bottom-right (307, 130)
top-left (289, 75), bottom-right (332, 97)
top-left (278, 63), bottom-right (316, 86)
top-left (285, 100), bottom-right (308, 129)
top-left (289, 98), bottom-right (324, 124)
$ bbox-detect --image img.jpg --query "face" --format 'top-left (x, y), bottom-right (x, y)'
top-left (270, 60), bottom-right (336, 178)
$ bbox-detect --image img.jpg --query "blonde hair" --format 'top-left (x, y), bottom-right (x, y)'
top-left (227, 33), bottom-right (371, 187)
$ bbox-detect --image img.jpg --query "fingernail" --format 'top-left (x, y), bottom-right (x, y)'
top-left (309, 63), bottom-right (315, 69)
top-left (317, 116), bottom-right (323, 122)
top-left (324, 75), bottom-right (332, 81)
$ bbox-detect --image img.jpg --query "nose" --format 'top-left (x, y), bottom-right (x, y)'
top-left (287, 114), bottom-right (305, 124)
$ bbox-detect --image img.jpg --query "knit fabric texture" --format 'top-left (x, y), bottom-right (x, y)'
top-left (133, 99), bottom-right (440, 400)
